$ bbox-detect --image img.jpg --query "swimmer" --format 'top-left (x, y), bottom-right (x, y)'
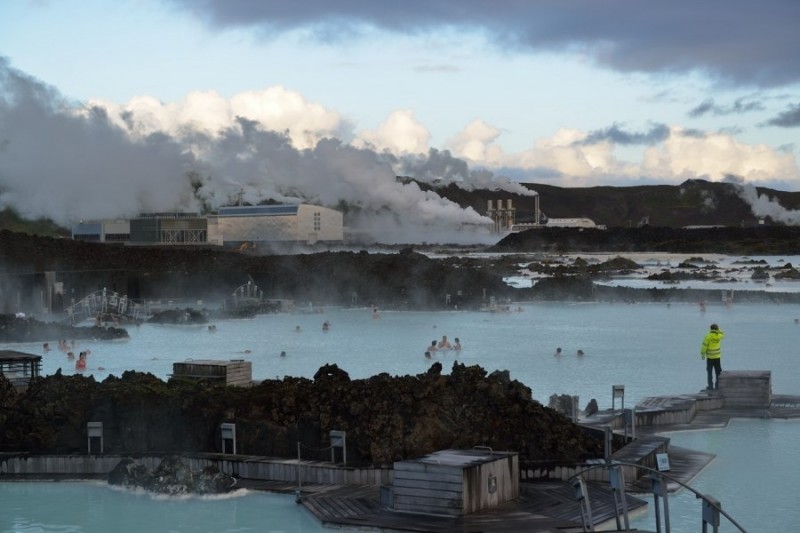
top-left (280, 351), bottom-right (286, 357)
top-left (555, 347), bottom-right (562, 356)
top-left (437, 335), bottom-right (452, 350)
top-left (43, 343), bottom-right (51, 352)
top-left (577, 349), bottom-right (585, 356)
top-left (295, 325), bottom-right (301, 333)
top-left (428, 340), bottom-right (438, 353)
top-left (424, 351), bottom-right (431, 358)
top-left (453, 337), bottom-right (462, 351)
top-left (67, 351), bottom-right (75, 359)
top-left (322, 320), bottom-right (331, 332)
top-left (75, 352), bottom-right (87, 371)
top-left (208, 324), bottom-right (217, 332)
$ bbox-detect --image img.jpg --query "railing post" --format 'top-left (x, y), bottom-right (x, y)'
top-left (572, 476), bottom-right (594, 532)
top-left (650, 472), bottom-right (671, 533)
top-left (609, 465), bottom-right (630, 530)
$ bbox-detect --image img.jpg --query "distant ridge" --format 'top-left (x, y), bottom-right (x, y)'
top-left (424, 178), bottom-right (800, 229)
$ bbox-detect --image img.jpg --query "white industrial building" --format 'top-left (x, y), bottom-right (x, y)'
top-left (211, 204), bottom-right (344, 247)
top-left (71, 204), bottom-right (344, 246)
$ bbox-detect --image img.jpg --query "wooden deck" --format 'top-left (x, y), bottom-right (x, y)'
top-left (236, 478), bottom-right (647, 532)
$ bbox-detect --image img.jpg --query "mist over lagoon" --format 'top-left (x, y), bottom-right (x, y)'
top-left (4, 292), bottom-right (800, 531)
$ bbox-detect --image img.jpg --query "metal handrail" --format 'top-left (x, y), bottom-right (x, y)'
top-left (568, 460), bottom-right (748, 532)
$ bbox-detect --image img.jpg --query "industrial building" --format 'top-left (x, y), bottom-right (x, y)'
top-left (212, 204), bottom-right (343, 247)
top-left (487, 198), bottom-right (603, 232)
top-left (71, 204), bottom-right (344, 247)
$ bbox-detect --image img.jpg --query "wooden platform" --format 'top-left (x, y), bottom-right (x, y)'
top-left (719, 370), bottom-right (771, 408)
top-left (291, 481), bottom-right (647, 532)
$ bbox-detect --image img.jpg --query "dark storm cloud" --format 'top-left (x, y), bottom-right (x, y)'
top-left (688, 96), bottom-right (765, 118)
top-left (168, 0), bottom-right (800, 87)
top-left (579, 123), bottom-right (670, 146)
top-left (764, 103), bottom-right (800, 128)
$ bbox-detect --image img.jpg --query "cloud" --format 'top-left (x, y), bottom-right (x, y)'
top-left (89, 87), bottom-right (351, 150)
top-left (688, 96), bottom-right (765, 118)
top-left (354, 110), bottom-right (430, 155)
top-left (580, 123), bottom-right (670, 146)
top-left (446, 119), bottom-right (800, 188)
top-left (168, 0), bottom-right (800, 87)
top-left (641, 128), bottom-right (800, 184)
top-left (764, 103), bottom-right (800, 128)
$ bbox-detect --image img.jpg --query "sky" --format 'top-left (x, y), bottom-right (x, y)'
top-left (1, 0), bottom-right (800, 242)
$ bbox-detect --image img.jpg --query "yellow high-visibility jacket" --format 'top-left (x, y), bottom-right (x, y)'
top-left (701, 330), bottom-right (724, 359)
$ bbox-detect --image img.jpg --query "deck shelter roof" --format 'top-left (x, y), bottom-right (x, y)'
top-left (0, 350), bottom-right (43, 387)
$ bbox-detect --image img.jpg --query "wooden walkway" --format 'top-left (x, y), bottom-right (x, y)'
top-left (237, 478), bottom-right (647, 532)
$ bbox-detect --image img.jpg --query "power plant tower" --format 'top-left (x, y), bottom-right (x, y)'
top-left (487, 199), bottom-right (516, 233)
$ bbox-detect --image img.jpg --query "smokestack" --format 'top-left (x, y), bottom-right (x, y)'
top-left (487, 199), bottom-right (494, 212)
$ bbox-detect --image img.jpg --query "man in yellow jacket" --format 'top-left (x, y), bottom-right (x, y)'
top-left (700, 323), bottom-right (724, 390)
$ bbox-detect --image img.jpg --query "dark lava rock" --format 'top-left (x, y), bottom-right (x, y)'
top-left (108, 456), bottom-right (235, 495)
top-left (108, 457), bottom-right (153, 488)
top-left (774, 268), bottom-right (800, 280)
top-left (492, 226), bottom-right (800, 255)
top-left (1, 363), bottom-right (602, 466)
top-left (584, 399), bottom-right (599, 417)
top-left (0, 314), bottom-right (129, 343)
top-left (147, 308), bottom-right (209, 325)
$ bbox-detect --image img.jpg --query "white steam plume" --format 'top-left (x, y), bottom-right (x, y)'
top-left (730, 177), bottom-right (800, 225)
top-left (0, 59), bottom-right (494, 243)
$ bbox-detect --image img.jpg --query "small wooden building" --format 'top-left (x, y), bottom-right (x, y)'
top-left (719, 370), bottom-right (772, 408)
top-left (391, 449), bottom-right (519, 516)
top-left (171, 359), bottom-right (252, 386)
top-left (0, 350), bottom-right (42, 388)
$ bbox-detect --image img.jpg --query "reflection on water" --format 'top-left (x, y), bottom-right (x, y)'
top-left (3, 300), bottom-right (800, 530)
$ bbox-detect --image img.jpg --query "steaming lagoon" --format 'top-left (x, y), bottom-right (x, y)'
top-left (4, 261), bottom-right (800, 531)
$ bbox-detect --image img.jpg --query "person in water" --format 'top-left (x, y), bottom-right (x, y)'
top-left (555, 347), bottom-right (562, 356)
top-left (437, 335), bottom-right (452, 349)
top-left (428, 340), bottom-right (438, 353)
top-left (75, 352), bottom-right (87, 371)
top-left (453, 337), bottom-right (462, 351)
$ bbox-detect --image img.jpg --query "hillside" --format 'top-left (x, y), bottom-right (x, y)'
top-left (427, 178), bottom-right (800, 228)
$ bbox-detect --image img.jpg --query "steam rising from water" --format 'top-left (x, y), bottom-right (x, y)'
top-left (0, 59), bottom-right (531, 244)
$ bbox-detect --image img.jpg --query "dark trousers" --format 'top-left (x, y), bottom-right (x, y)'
top-left (706, 358), bottom-right (722, 388)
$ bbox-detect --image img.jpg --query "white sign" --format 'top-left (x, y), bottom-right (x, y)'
top-left (656, 453), bottom-right (671, 472)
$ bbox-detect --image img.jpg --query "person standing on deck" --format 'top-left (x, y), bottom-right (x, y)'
top-left (700, 323), bottom-right (724, 390)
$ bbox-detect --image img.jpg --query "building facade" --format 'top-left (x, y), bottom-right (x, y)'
top-left (71, 204), bottom-right (344, 247)
top-left (214, 204), bottom-right (344, 246)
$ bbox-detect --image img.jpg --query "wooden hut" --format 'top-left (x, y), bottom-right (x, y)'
top-left (171, 359), bottom-right (252, 386)
top-left (0, 350), bottom-right (43, 388)
top-left (391, 449), bottom-right (519, 516)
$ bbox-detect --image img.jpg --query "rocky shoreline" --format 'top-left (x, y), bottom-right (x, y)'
top-left (0, 362), bottom-right (602, 466)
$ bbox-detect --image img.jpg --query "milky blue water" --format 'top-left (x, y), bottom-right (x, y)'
top-left (4, 300), bottom-right (800, 531)
top-left (0, 482), bottom-right (324, 533)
